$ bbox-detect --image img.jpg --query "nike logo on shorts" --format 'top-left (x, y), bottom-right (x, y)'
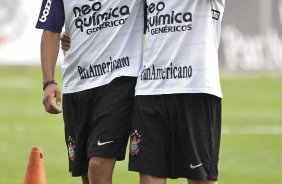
top-left (97, 140), bottom-right (114, 146)
top-left (190, 163), bottom-right (202, 169)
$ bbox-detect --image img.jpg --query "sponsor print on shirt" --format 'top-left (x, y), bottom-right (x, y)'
top-left (77, 56), bottom-right (130, 80)
top-left (212, 9), bottom-right (221, 20)
top-left (39, 0), bottom-right (52, 23)
top-left (146, 1), bottom-right (193, 35)
top-left (140, 62), bottom-right (192, 81)
top-left (73, 1), bottom-right (130, 35)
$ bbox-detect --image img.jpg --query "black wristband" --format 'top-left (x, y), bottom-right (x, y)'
top-left (43, 80), bottom-right (57, 91)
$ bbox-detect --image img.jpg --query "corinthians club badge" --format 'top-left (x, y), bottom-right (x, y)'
top-left (67, 136), bottom-right (76, 161)
top-left (130, 130), bottom-right (141, 156)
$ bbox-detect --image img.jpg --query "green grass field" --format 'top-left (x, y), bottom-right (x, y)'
top-left (0, 66), bottom-right (282, 184)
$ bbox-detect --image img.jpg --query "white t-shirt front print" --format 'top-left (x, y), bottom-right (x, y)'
top-left (135, 0), bottom-right (225, 98)
top-left (36, 0), bottom-right (144, 94)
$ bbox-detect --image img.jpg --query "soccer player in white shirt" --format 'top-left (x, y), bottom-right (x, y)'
top-left (36, 0), bottom-right (143, 183)
top-left (128, 1), bottom-right (225, 184)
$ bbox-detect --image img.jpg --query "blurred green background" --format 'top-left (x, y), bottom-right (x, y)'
top-left (0, 66), bottom-right (282, 184)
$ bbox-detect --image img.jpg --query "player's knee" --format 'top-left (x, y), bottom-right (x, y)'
top-left (88, 156), bottom-right (115, 170)
top-left (140, 173), bottom-right (166, 184)
top-left (88, 157), bottom-right (104, 171)
top-left (88, 157), bottom-right (115, 184)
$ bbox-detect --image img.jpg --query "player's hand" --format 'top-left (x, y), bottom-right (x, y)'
top-left (43, 84), bottom-right (62, 114)
top-left (60, 33), bottom-right (71, 51)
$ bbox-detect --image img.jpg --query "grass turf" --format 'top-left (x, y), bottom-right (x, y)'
top-left (0, 66), bottom-right (282, 184)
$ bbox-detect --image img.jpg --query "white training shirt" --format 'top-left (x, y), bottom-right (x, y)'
top-left (135, 0), bottom-right (225, 98)
top-left (36, 0), bottom-right (144, 94)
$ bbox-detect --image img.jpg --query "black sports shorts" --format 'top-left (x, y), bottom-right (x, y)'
top-left (63, 76), bottom-right (137, 176)
top-left (129, 93), bottom-right (221, 180)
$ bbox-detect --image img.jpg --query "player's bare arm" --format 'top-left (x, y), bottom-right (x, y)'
top-left (41, 30), bottom-right (62, 114)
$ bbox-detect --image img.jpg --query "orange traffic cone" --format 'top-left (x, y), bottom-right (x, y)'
top-left (24, 147), bottom-right (47, 184)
